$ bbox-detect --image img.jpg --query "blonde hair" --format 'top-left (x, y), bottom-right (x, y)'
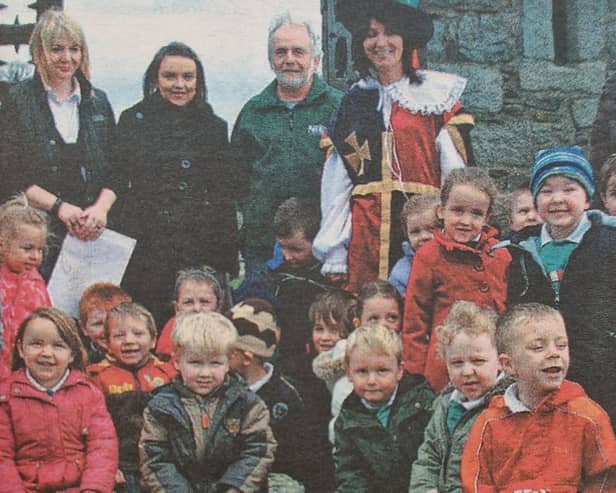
top-left (172, 312), bottom-right (237, 356)
top-left (0, 193), bottom-right (48, 251)
top-left (496, 303), bottom-right (563, 356)
top-left (436, 301), bottom-right (498, 359)
top-left (400, 193), bottom-right (440, 237)
top-left (12, 307), bottom-right (87, 371)
top-left (345, 324), bottom-right (403, 366)
top-left (106, 302), bottom-right (157, 340)
top-left (30, 9), bottom-right (90, 88)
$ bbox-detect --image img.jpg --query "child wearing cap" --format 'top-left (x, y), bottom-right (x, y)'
top-left (227, 298), bottom-right (307, 491)
top-left (502, 145), bottom-right (616, 427)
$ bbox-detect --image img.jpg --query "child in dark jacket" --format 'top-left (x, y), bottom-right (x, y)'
top-left (139, 311), bottom-right (276, 493)
top-left (403, 168), bottom-right (511, 394)
top-left (503, 145), bottom-right (616, 427)
top-left (227, 298), bottom-right (307, 491)
top-left (334, 324), bottom-right (434, 493)
top-left (410, 301), bottom-right (510, 493)
top-left (0, 307), bottom-right (118, 492)
top-left (88, 302), bottom-right (175, 492)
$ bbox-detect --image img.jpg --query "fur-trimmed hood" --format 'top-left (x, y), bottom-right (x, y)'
top-left (312, 339), bottom-right (347, 391)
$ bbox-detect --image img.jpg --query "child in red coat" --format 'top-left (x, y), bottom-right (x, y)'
top-left (403, 168), bottom-right (511, 393)
top-left (0, 195), bottom-right (52, 380)
top-left (0, 307), bottom-right (118, 492)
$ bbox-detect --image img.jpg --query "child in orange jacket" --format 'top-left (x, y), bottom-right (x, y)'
top-left (461, 303), bottom-right (616, 492)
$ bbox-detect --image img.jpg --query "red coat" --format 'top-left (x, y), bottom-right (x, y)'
top-left (0, 264), bottom-right (51, 377)
top-left (0, 369), bottom-right (118, 492)
top-left (461, 380), bottom-right (616, 492)
top-left (154, 316), bottom-right (176, 361)
top-left (402, 228), bottom-right (510, 393)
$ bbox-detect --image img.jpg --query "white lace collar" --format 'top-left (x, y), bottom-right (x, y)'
top-left (355, 69), bottom-right (467, 117)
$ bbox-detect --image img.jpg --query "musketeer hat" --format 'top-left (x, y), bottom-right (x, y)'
top-left (336, 0), bottom-right (434, 48)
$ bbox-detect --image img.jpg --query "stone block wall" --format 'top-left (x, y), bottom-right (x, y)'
top-left (323, 0), bottom-right (614, 189)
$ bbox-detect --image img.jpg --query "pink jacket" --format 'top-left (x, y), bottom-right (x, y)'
top-left (0, 369), bottom-right (118, 492)
top-left (0, 265), bottom-right (51, 377)
top-left (402, 228), bottom-right (510, 393)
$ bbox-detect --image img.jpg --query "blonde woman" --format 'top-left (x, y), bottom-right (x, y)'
top-left (0, 9), bottom-right (117, 278)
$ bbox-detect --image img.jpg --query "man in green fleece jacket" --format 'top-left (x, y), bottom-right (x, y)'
top-left (230, 12), bottom-right (343, 277)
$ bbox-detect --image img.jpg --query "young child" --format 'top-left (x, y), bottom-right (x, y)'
top-left (334, 324), bottom-right (435, 493)
top-left (88, 302), bottom-right (176, 493)
top-left (156, 266), bottom-right (224, 361)
top-left (461, 303), bottom-right (616, 492)
top-left (599, 152), bottom-right (616, 215)
top-left (504, 145), bottom-right (616, 426)
top-left (389, 193), bottom-right (440, 296)
top-left (235, 197), bottom-right (331, 366)
top-left (78, 282), bottom-right (132, 364)
top-left (0, 307), bottom-right (118, 491)
top-left (319, 280), bottom-right (403, 438)
top-left (139, 311), bottom-right (276, 492)
top-left (227, 298), bottom-right (306, 492)
top-left (410, 301), bottom-right (510, 493)
top-left (0, 194), bottom-right (51, 379)
top-left (506, 183), bottom-right (542, 233)
top-left (309, 290), bottom-right (357, 444)
top-left (403, 167), bottom-right (511, 394)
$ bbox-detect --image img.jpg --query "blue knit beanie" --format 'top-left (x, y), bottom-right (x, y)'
top-left (529, 145), bottom-right (595, 201)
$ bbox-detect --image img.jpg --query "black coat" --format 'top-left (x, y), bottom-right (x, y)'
top-left (115, 94), bottom-right (239, 324)
top-left (504, 211), bottom-right (616, 427)
top-left (0, 72), bottom-right (117, 278)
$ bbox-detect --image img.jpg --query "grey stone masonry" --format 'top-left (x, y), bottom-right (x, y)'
top-left (323, 0), bottom-right (614, 189)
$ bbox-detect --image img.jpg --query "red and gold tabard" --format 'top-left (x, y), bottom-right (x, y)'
top-left (314, 70), bottom-right (474, 293)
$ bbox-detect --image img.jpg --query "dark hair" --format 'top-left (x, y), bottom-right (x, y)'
top-left (12, 307), bottom-right (87, 371)
top-left (356, 280), bottom-right (402, 318)
top-left (599, 153), bottom-right (616, 197)
top-left (308, 290), bottom-right (358, 338)
top-left (351, 11), bottom-right (421, 82)
top-left (273, 196), bottom-right (321, 241)
top-left (143, 41), bottom-right (207, 107)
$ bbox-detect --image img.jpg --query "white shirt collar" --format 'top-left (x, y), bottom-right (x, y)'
top-left (503, 382), bottom-right (532, 413)
top-left (540, 212), bottom-right (591, 246)
top-left (249, 362), bottom-right (274, 392)
top-left (25, 368), bottom-right (70, 394)
top-left (47, 78), bottom-right (81, 104)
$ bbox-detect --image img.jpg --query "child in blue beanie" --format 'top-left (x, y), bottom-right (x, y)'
top-left (499, 145), bottom-right (616, 429)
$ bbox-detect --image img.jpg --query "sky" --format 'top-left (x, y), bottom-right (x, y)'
top-left (0, 0), bottom-right (322, 127)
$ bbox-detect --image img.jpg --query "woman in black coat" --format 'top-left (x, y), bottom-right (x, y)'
top-left (0, 9), bottom-right (117, 279)
top-left (116, 42), bottom-right (239, 326)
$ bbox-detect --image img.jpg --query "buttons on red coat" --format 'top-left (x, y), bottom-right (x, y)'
top-left (479, 282), bottom-right (490, 292)
top-left (473, 263), bottom-right (485, 272)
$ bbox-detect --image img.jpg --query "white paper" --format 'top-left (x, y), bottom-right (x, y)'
top-left (47, 229), bottom-right (137, 318)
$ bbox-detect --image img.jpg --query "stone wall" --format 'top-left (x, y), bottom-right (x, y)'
top-left (322, 0), bottom-right (614, 188)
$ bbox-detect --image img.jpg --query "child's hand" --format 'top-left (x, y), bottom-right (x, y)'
top-left (115, 469), bottom-right (126, 484)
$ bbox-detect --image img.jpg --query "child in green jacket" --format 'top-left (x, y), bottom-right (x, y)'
top-left (334, 324), bottom-right (434, 493)
top-left (410, 301), bottom-right (509, 493)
